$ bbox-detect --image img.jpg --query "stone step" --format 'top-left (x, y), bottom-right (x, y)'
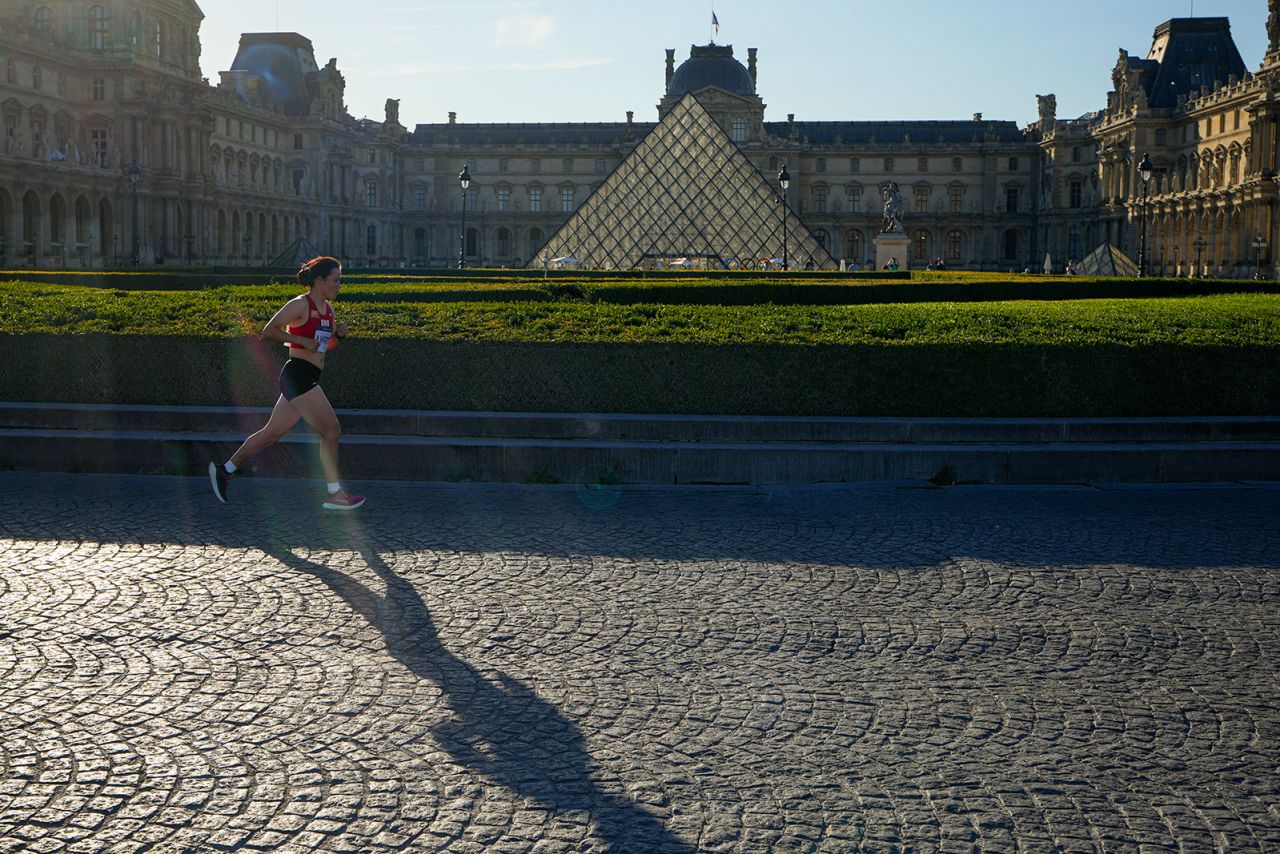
top-left (2, 425), bottom-right (1278, 485)
top-left (4, 403), bottom-right (1280, 445)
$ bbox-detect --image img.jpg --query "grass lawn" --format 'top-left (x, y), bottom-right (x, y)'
top-left (1, 278), bottom-right (1278, 349)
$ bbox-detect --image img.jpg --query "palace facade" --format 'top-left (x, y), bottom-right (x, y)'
top-left (0, 1), bottom-right (1276, 275)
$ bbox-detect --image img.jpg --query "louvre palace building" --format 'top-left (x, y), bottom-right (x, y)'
top-left (2, 0), bottom-right (1280, 274)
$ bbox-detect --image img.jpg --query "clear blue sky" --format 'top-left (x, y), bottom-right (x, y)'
top-left (198, 0), bottom-right (1269, 127)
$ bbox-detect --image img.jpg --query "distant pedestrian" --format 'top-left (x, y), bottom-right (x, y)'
top-left (209, 256), bottom-right (365, 511)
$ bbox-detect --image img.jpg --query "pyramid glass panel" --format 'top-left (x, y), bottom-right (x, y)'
top-left (530, 94), bottom-right (836, 271)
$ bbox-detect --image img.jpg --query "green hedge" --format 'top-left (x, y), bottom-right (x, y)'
top-left (1, 333), bottom-right (1275, 417)
top-left (2, 281), bottom-right (1276, 416)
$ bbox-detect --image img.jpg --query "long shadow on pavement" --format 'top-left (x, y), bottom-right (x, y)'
top-left (257, 520), bottom-right (693, 854)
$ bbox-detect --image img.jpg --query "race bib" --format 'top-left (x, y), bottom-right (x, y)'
top-left (314, 327), bottom-right (333, 354)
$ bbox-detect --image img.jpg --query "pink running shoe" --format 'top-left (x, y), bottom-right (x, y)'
top-left (322, 490), bottom-right (366, 511)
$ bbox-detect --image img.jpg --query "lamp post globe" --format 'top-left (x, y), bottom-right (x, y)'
top-left (1137, 152), bottom-right (1153, 278)
top-left (128, 160), bottom-right (142, 265)
top-left (778, 165), bottom-right (791, 271)
top-left (458, 165), bottom-right (472, 270)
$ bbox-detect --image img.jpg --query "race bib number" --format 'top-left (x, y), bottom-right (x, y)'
top-left (314, 327), bottom-right (333, 354)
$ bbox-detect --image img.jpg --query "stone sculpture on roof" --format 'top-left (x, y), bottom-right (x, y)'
top-left (1270, 0), bottom-right (1279, 55)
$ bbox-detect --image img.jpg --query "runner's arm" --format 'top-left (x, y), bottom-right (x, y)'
top-left (260, 298), bottom-right (315, 350)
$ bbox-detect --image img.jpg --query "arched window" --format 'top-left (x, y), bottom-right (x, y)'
top-left (366, 224), bottom-right (377, 256)
top-left (814, 229), bottom-right (829, 250)
top-left (465, 227), bottom-right (478, 257)
top-left (1068, 227), bottom-right (1082, 261)
top-left (730, 116), bottom-right (747, 143)
top-left (946, 230), bottom-right (964, 261)
top-left (529, 227), bottom-right (545, 254)
top-left (496, 228), bottom-right (511, 257)
top-left (912, 229), bottom-right (930, 260)
top-left (33, 6), bottom-right (53, 33)
top-left (89, 6), bottom-right (109, 49)
top-left (413, 227), bottom-right (427, 258)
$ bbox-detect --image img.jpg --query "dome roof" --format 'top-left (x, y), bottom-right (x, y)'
top-left (668, 44), bottom-right (755, 98)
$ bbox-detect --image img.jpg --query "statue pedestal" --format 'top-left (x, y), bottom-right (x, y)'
top-left (874, 231), bottom-right (910, 271)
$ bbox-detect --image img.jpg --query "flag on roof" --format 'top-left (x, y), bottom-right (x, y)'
top-left (712, 12), bottom-right (719, 34)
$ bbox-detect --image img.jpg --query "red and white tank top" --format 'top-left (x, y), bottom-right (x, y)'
top-left (286, 294), bottom-right (334, 352)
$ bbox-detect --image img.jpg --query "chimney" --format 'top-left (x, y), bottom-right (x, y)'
top-left (972, 112), bottom-right (983, 122)
top-left (448, 111), bottom-right (457, 124)
top-left (626, 110), bottom-right (634, 125)
top-left (665, 49), bottom-right (676, 88)
top-left (748, 48), bottom-right (757, 85)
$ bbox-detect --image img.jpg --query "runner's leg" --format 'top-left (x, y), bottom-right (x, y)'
top-left (288, 386), bottom-right (342, 485)
top-left (229, 395), bottom-right (303, 467)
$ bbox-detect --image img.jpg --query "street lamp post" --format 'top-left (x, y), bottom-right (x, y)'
top-left (1193, 236), bottom-right (1207, 278)
top-left (458, 165), bottom-right (471, 270)
top-left (1137, 153), bottom-right (1153, 278)
top-left (128, 160), bottom-right (141, 265)
top-left (1252, 234), bottom-right (1268, 279)
top-left (777, 164), bottom-right (791, 271)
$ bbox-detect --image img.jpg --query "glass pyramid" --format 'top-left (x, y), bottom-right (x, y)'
top-left (530, 94), bottom-right (836, 271)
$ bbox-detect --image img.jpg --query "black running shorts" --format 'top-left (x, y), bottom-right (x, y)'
top-left (279, 359), bottom-right (322, 401)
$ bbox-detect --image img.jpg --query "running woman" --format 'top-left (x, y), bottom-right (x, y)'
top-left (210, 256), bottom-right (365, 510)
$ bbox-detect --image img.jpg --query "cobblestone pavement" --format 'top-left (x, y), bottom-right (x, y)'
top-left (0, 473), bottom-right (1278, 853)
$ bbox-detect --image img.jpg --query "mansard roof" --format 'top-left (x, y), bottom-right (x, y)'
top-left (410, 123), bottom-right (655, 147)
top-left (668, 44), bottom-right (756, 98)
top-left (406, 118), bottom-right (1027, 149)
top-left (1143, 18), bottom-right (1247, 108)
top-left (228, 32), bottom-right (320, 116)
top-left (762, 121), bottom-right (1027, 145)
